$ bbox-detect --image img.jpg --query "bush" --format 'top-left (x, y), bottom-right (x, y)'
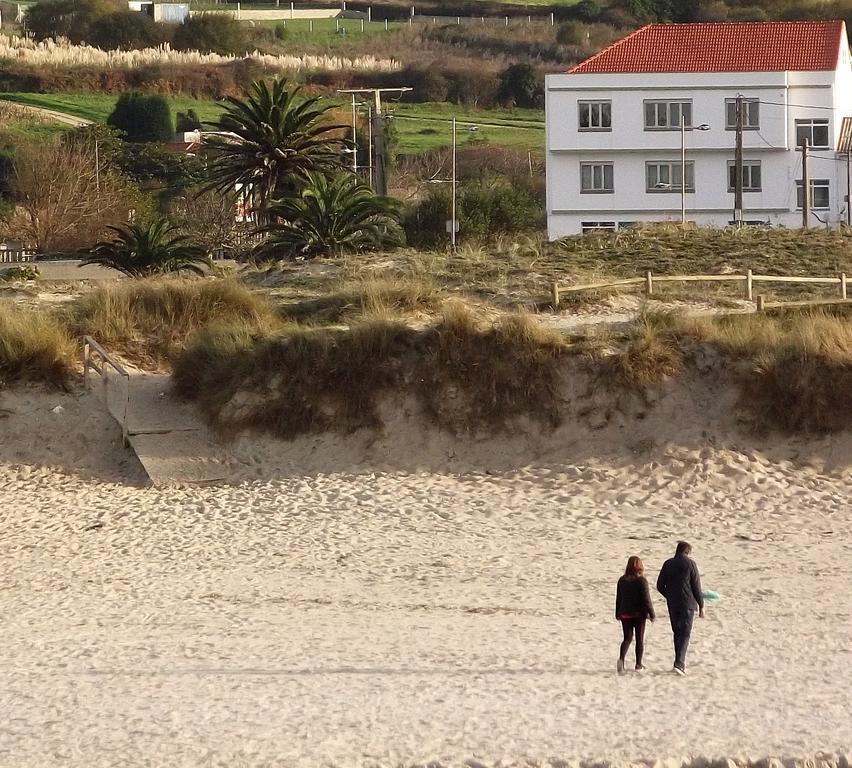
top-left (0, 303), bottom-right (76, 389)
top-left (172, 13), bottom-right (246, 55)
top-left (458, 181), bottom-right (543, 238)
top-left (107, 91), bottom-right (174, 142)
top-left (274, 21), bottom-right (288, 41)
top-left (496, 63), bottom-right (543, 109)
top-left (404, 180), bottom-right (543, 246)
top-left (88, 10), bottom-right (166, 50)
top-left (412, 69), bottom-right (449, 102)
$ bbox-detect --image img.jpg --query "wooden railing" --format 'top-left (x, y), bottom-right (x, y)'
top-left (83, 336), bottom-right (131, 446)
top-left (551, 269), bottom-right (849, 310)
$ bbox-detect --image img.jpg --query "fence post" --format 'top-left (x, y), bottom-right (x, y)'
top-left (385, 18), bottom-right (388, 29)
top-left (757, 295), bottom-right (766, 312)
top-left (361, 18), bottom-right (364, 31)
top-left (83, 340), bottom-right (91, 388)
top-left (645, 270), bottom-right (653, 296)
top-left (550, 11), bottom-right (554, 25)
top-left (841, 272), bottom-right (848, 299)
top-left (551, 282), bottom-right (560, 309)
top-left (745, 268), bottom-right (753, 300)
top-left (368, 6), bottom-right (371, 21)
top-left (505, 15), bottom-right (508, 25)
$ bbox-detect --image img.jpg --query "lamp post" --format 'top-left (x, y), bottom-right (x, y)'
top-left (426, 116), bottom-right (459, 249)
top-left (681, 116), bottom-right (710, 226)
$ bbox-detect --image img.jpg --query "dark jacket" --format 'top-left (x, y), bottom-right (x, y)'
top-left (615, 575), bottom-right (655, 620)
top-left (656, 553), bottom-right (704, 613)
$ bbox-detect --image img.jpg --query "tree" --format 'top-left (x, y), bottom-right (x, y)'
top-left (254, 172), bottom-right (402, 260)
top-left (1, 140), bottom-right (147, 252)
top-left (204, 78), bottom-right (347, 217)
top-left (172, 13), bottom-right (246, 55)
top-left (497, 63), bottom-right (543, 109)
top-left (80, 219), bottom-right (209, 277)
top-left (88, 10), bottom-right (166, 50)
top-left (169, 189), bottom-right (243, 258)
top-left (24, 0), bottom-right (119, 42)
top-left (107, 92), bottom-right (174, 143)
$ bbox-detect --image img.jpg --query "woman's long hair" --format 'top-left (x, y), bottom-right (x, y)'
top-left (624, 556), bottom-right (644, 577)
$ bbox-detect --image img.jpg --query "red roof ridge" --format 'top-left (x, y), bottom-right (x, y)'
top-left (565, 20), bottom-right (846, 75)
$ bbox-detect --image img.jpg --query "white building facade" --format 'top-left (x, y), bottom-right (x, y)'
top-left (546, 21), bottom-right (852, 237)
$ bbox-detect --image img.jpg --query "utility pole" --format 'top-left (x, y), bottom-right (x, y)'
top-left (680, 113), bottom-right (686, 226)
top-left (451, 116), bottom-right (457, 249)
top-left (350, 93), bottom-right (358, 174)
top-left (337, 87), bottom-right (412, 196)
top-left (801, 137), bottom-right (810, 229)
top-left (734, 95), bottom-right (743, 227)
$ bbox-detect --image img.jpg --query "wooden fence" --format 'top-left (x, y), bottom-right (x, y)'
top-left (551, 269), bottom-right (849, 311)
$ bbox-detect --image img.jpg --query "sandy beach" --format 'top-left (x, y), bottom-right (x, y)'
top-left (0, 388), bottom-right (850, 767)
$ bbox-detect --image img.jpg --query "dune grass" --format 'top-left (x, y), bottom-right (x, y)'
top-left (173, 303), bottom-right (567, 438)
top-left (67, 279), bottom-right (276, 367)
top-left (0, 302), bottom-right (76, 389)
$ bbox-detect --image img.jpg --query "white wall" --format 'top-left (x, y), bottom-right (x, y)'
top-left (546, 67), bottom-right (850, 237)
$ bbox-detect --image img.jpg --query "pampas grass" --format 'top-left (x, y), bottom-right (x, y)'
top-left (0, 35), bottom-right (400, 72)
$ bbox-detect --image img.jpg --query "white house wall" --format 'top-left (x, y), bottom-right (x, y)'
top-left (546, 66), bottom-right (852, 237)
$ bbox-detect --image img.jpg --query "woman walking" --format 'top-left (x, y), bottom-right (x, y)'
top-left (615, 556), bottom-right (655, 674)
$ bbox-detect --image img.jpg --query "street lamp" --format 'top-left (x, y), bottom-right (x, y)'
top-left (426, 117), bottom-right (458, 248)
top-left (681, 116), bottom-right (710, 225)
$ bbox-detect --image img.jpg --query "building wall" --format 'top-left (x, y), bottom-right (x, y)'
top-left (545, 68), bottom-right (852, 237)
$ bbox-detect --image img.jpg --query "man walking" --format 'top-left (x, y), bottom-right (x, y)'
top-left (656, 541), bottom-right (704, 675)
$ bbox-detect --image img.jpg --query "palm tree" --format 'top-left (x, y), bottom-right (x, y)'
top-left (203, 79), bottom-right (347, 218)
top-left (254, 171), bottom-right (403, 260)
top-left (80, 219), bottom-right (210, 277)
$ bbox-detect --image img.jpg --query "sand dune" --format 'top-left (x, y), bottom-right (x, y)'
top-left (0, 386), bottom-right (849, 767)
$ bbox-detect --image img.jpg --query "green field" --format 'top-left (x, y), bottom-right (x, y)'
top-left (0, 92), bottom-right (225, 124)
top-left (0, 93), bottom-right (544, 153)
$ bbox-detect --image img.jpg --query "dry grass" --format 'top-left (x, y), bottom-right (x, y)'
top-left (680, 308), bottom-right (852, 433)
top-left (277, 275), bottom-right (445, 325)
top-left (606, 311), bottom-right (683, 390)
top-left (67, 279), bottom-right (275, 367)
top-left (173, 304), bottom-right (567, 439)
top-left (0, 302), bottom-right (76, 389)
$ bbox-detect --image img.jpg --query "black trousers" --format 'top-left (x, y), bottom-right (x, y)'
top-left (669, 609), bottom-right (695, 669)
top-left (619, 617), bottom-right (647, 666)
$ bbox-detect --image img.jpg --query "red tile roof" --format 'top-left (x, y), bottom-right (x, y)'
top-left (567, 21), bottom-right (845, 74)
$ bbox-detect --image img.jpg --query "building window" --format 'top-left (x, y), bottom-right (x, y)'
top-left (581, 221), bottom-right (616, 233)
top-left (795, 119), bottom-right (830, 148)
top-left (796, 179), bottom-right (830, 209)
top-left (580, 162), bottom-right (614, 193)
top-left (644, 100), bottom-right (692, 130)
top-left (725, 98), bottom-right (759, 130)
top-left (727, 161), bottom-right (762, 192)
top-left (646, 161), bottom-right (695, 192)
top-left (578, 101), bottom-right (611, 131)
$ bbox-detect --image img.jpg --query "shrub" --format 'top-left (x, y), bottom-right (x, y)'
top-left (556, 22), bottom-right (586, 46)
top-left (496, 62), bottom-right (543, 109)
top-left (107, 91), bottom-right (174, 142)
top-left (412, 69), bottom-right (449, 102)
top-left (88, 10), bottom-right (166, 50)
top-left (0, 303), bottom-right (76, 389)
top-left (457, 181), bottom-right (543, 238)
top-left (172, 13), bottom-right (246, 56)
top-left (274, 22), bottom-right (288, 41)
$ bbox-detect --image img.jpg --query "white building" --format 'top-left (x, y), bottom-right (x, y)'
top-left (545, 21), bottom-right (852, 237)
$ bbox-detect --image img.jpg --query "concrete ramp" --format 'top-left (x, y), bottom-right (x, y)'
top-left (100, 370), bottom-right (230, 485)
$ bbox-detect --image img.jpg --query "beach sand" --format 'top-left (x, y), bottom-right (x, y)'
top-left (0, 387), bottom-right (850, 767)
